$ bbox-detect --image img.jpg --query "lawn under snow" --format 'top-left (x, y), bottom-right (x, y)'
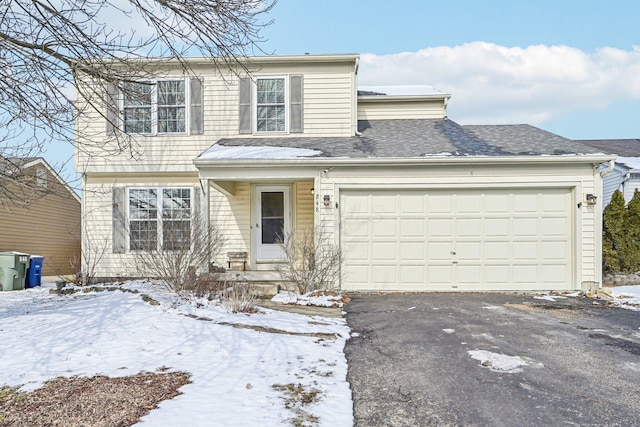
top-left (609, 285), bottom-right (640, 310)
top-left (0, 281), bottom-right (353, 426)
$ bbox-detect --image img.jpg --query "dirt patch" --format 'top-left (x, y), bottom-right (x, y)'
top-left (0, 371), bottom-right (191, 427)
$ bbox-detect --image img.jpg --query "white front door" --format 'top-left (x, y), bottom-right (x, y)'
top-left (255, 185), bottom-right (290, 261)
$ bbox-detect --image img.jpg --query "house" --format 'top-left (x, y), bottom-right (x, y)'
top-left (75, 54), bottom-right (613, 292)
top-left (0, 157), bottom-right (81, 276)
top-left (578, 139), bottom-right (640, 207)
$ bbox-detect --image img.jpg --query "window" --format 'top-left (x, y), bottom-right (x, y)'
top-left (128, 188), bottom-right (191, 251)
top-left (158, 80), bottom-right (186, 133)
top-left (123, 80), bottom-right (186, 134)
top-left (256, 77), bottom-right (286, 132)
top-left (123, 82), bottom-right (152, 134)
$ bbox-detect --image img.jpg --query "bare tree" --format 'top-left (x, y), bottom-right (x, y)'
top-left (0, 0), bottom-right (276, 205)
top-left (130, 215), bottom-right (225, 293)
top-left (277, 226), bottom-right (344, 294)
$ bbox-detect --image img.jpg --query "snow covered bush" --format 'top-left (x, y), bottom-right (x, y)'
top-left (276, 226), bottom-right (343, 294)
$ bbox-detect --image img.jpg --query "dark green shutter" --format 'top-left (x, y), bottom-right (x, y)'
top-left (190, 78), bottom-right (204, 135)
top-left (112, 187), bottom-right (126, 253)
top-left (290, 75), bottom-right (303, 133)
top-left (239, 77), bottom-right (252, 134)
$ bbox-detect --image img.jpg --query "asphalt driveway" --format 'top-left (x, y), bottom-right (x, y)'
top-left (344, 293), bottom-right (640, 426)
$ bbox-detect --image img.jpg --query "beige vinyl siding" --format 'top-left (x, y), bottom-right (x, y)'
top-left (76, 61), bottom-right (356, 174)
top-left (0, 166), bottom-right (81, 276)
top-left (294, 181), bottom-right (314, 239)
top-left (209, 183), bottom-right (251, 268)
top-left (357, 99), bottom-right (447, 120)
top-left (82, 174), bottom-right (199, 278)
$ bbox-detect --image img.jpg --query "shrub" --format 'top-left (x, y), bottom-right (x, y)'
top-left (276, 226), bottom-right (343, 294)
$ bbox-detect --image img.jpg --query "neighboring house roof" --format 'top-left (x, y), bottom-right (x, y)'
top-left (199, 119), bottom-right (605, 161)
top-left (1, 156), bottom-right (80, 203)
top-left (578, 139), bottom-right (640, 170)
top-left (577, 139), bottom-right (640, 157)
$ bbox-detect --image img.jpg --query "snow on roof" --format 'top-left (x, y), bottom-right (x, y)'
top-left (616, 156), bottom-right (640, 170)
top-left (358, 85), bottom-right (445, 96)
top-left (198, 145), bottom-right (322, 160)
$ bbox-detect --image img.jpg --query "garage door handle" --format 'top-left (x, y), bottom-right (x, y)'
top-left (450, 251), bottom-right (456, 255)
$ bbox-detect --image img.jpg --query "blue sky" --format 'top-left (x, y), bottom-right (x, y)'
top-left (260, 0), bottom-right (640, 140)
top-left (47, 0), bottom-right (640, 182)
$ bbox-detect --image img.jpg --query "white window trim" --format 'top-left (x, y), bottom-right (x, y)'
top-left (253, 75), bottom-right (289, 134)
top-left (126, 187), bottom-right (193, 252)
top-left (122, 78), bottom-right (190, 136)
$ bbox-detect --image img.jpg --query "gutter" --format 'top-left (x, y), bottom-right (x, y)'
top-left (194, 154), bottom-right (617, 169)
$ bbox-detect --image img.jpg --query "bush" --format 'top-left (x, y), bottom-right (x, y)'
top-left (603, 189), bottom-right (640, 273)
top-left (276, 226), bottom-right (343, 294)
top-left (219, 280), bottom-right (258, 313)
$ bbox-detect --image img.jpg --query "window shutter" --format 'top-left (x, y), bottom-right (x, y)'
top-left (192, 185), bottom-right (209, 272)
top-left (238, 77), bottom-right (252, 134)
top-left (105, 82), bottom-right (119, 135)
top-left (112, 187), bottom-right (126, 253)
top-left (290, 75), bottom-right (304, 133)
top-left (190, 78), bottom-right (204, 135)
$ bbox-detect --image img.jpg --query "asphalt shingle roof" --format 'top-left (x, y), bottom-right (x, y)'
top-left (207, 119), bottom-right (605, 159)
top-left (577, 139), bottom-right (640, 157)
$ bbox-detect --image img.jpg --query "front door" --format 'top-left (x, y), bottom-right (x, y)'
top-left (255, 185), bottom-right (290, 261)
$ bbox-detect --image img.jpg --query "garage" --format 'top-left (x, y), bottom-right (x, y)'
top-left (340, 188), bottom-right (574, 291)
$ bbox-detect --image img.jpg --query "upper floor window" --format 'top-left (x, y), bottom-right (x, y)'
top-left (158, 80), bottom-right (186, 133)
top-left (256, 77), bottom-right (286, 132)
top-left (122, 79), bottom-right (186, 134)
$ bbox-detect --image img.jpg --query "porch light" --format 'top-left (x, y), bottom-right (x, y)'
top-left (585, 194), bottom-right (597, 206)
top-left (310, 187), bottom-right (314, 196)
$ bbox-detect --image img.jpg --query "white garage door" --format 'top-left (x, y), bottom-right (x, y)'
top-left (340, 188), bottom-right (573, 291)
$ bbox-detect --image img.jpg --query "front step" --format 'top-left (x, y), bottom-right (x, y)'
top-left (209, 271), bottom-right (283, 298)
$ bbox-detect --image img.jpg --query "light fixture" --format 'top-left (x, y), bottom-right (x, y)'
top-left (323, 194), bottom-right (331, 207)
top-left (310, 187), bottom-right (314, 196)
top-left (586, 194), bottom-right (597, 206)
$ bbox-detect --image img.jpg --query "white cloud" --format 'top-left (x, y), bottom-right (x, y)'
top-left (359, 42), bottom-right (640, 125)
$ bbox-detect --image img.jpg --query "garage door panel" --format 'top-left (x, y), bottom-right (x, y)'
top-left (457, 218), bottom-right (481, 237)
top-left (513, 218), bottom-right (538, 236)
top-left (428, 219), bottom-right (453, 237)
top-left (401, 242), bottom-right (424, 260)
top-left (372, 196), bottom-right (397, 214)
top-left (401, 266), bottom-right (425, 283)
top-left (372, 242), bottom-right (396, 261)
top-left (372, 219), bottom-right (397, 237)
top-left (541, 217), bottom-right (568, 236)
top-left (428, 195), bottom-right (454, 214)
top-left (400, 218), bottom-right (424, 237)
top-left (484, 242), bottom-right (510, 260)
top-left (344, 242), bottom-right (369, 261)
top-left (400, 196), bottom-right (425, 214)
top-left (456, 195), bottom-right (481, 213)
top-left (485, 218), bottom-right (509, 236)
top-left (341, 188), bottom-right (573, 291)
top-left (372, 265), bottom-right (397, 283)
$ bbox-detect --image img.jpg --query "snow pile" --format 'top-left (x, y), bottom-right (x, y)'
top-left (468, 350), bottom-right (528, 373)
top-left (609, 285), bottom-right (640, 311)
top-left (198, 145), bottom-right (322, 160)
top-left (0, 281), bottom-right (353, 426)
top-left (271, 290), bottom-right (345, 308)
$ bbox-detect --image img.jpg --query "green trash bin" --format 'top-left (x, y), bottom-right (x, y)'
top-left (0, 252), bottom-right (29, 291)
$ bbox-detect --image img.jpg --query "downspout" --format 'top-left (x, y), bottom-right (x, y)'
top-left (354, 57), bottom-right (362, 136)
top-left (600, 160), bottom-right (614, 177)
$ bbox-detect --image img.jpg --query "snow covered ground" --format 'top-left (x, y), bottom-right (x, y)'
top-left (609, 284), bottom-right (640, 311)
top-left (0, 281), bottom-right (353, 426)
